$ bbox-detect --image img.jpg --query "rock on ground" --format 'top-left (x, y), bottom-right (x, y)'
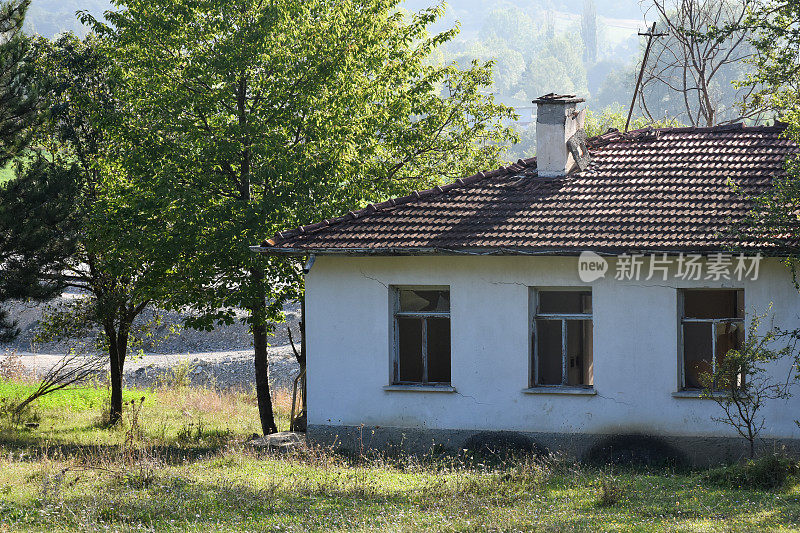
top-left (248, 432), bottom-right (307, 452)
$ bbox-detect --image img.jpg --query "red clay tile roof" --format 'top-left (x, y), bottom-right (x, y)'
top-left (261, 124), bottom-right (798, 255)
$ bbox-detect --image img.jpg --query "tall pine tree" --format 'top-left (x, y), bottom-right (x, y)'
top-left (0, 0), bottom-right (59, 341)
top-left (0, 0), bottom-right (37, 166)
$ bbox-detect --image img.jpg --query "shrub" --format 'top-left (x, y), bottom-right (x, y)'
top-left (0, 352), bottom-right (25, 380)
top-left (705, 454), bottom-right (798, 490)
top-left (157, 360), bottom-right (196, 389)
top-left (596, 473), bottom-right (624, 506)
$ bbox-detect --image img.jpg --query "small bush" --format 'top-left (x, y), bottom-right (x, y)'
top-left (177, 417), bottom-right (232, 446)
top-left (705, 454), bottom-right (798, 490)
top-left (157, 360), bottom-right (196, 389)
top-left (0, 352), bottom-right (25, 380)
top-left (596, 473), bottom-right (624, 506)
top-left (0, 389), bottom-right (40, 427)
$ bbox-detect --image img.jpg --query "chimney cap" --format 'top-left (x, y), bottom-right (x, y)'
top-left (532, 93), bottom-right (585, 104)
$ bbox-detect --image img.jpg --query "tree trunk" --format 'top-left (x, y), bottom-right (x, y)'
top-left (251, 266), bottom-right (278, 435)
top-left (107, 327), bottom-right (123, 425)
top-left (105, 321), bottom-right (130, 426)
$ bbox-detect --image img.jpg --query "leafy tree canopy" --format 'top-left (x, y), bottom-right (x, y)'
top-left (724, 0), bottom-right (800, 266)
top-left (81, 0), bottom-right (516, 433)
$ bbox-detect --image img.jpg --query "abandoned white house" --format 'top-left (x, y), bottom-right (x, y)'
top-left (254, 94), bottom-right (800, 464)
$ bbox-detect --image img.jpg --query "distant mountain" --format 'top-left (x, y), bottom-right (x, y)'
top-left (25, 0), bottom-right (112, 38)
top-left (24, 0), bottom-right (645, 39)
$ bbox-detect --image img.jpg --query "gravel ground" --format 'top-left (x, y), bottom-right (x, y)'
top-left (1, 291), bottom-right (302, 392)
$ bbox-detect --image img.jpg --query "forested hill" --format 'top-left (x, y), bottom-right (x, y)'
top-left (28, 0), bottom-right (646, 41)
top-left (27, 0), bottom-right (653, 159)
top-left (25, 0), bottom-right (112, 37)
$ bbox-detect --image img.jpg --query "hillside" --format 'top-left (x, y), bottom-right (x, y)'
top-left (25, 0), bottom-right (112, 38)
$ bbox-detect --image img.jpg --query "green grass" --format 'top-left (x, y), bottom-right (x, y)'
top-left (0, 380), bottom-right (152, 412)
top-left (2, 382), bottom-right (800, 532)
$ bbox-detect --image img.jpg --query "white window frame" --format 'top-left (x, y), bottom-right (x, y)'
top-left (531, 288), bottom-right (593, 388)
top-left (678, 288), bottom-right (745, 390)
top-left (391, 285), bottom-right (451, 386)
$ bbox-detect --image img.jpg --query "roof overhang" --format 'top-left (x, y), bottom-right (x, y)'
top-left (250, 245), bottom-right (778, 257)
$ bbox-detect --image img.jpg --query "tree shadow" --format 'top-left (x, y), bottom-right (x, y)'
top-left (0, 432), bottom-right (227, 464)
top-left (415, 170), bottom-right (569, 251)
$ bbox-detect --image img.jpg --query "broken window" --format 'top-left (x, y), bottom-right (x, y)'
top-left (532, 290), bottom-right (593, 387)
top-left (393, 288), bottom-right (450, 385)
top-left (681, 289), bottom-right (745, 389)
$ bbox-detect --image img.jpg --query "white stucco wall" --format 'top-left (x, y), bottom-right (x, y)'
top-left (304, 255), bottom-right (800, 440)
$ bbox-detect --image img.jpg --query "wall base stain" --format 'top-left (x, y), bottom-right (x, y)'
top-left (309, 424), bottom-right (800, 467)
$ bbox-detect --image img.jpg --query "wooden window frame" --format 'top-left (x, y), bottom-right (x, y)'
top-left (391, 286), bottom-right (451, 386)
top-left (531, 288), bottom-right (593, 388)
top-left (678, 289), bottom-right (745, 390)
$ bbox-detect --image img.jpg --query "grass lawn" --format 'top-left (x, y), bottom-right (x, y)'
top-left (2, 381), bottom-right (800, 532)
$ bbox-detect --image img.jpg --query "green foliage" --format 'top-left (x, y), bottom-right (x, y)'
top-left (732, 0), bottom-right (800, 122)
top-left (0, 0), bottom-right (38, 167)
top-left (515, 33), bottom-right (588, 104)
top-left (725, 1), bottom-right (800, 270)
top-left (7, 32), bottom-right (185, 423)
top-left (0, 155), bottom-right (79, 341)
top-left (80, 0), bottom-right (517, 432)
top-left (0, 0), bottom-right (61, 341)
top-left (705, 453), bottom-right (797, 490)
top-left (584, 104), bottom-right (683, 137)
top-left (89, 0), bottom-right (516, 321)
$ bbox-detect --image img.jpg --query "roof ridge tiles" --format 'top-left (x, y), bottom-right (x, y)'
top-left (587, 122), bottom-right (789, 151)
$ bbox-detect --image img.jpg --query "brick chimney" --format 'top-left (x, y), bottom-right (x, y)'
top-left (533, 93), bottom-right (590, 177)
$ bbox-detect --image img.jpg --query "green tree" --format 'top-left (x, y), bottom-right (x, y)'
top-left (516, 34), bottom-right (588, 103)
top-left (0, 0), bottom-right (38, 166)
top-left (701, 310), bottom-right (794, 459)
top-left (730, 0), bottom-right (799, 123)
top-left (0, 158), bottom-right (78, 341)
top-left (0, 0), bottom-right (60, 341)
top-left (12, 34), bottom-right (178, 424)
top-left (85, 0), bottom-right (516, 434)
top-left (724, 1), bottom-right (800, 270)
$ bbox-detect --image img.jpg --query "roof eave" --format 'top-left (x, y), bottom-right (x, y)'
top-left (251, 245), bottom-right (780, 257)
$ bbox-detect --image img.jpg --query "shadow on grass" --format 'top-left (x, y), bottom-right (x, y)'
top-left (8, 466), bottom-right (417, 531)
top-left (0, 429), bottom-right (229, 464)
top-left (14, 470), bottom-right (800, 532)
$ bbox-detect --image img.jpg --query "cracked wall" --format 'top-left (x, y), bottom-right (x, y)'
top-left (304, 254), bottom-right (800, 441)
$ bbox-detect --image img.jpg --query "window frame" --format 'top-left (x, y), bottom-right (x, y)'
top-left (678, 288), bottom-right (745, 390)
top-left (530, 287), bottom-right (594, 389)
top-left (391, 285), bottom-right (451, 386)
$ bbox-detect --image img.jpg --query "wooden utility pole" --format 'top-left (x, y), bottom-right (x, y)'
top-left (625, 22), bottom-right (666, 132)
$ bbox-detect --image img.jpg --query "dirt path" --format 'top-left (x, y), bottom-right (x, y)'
top-left (7, 344), bottom-right (301, 392)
